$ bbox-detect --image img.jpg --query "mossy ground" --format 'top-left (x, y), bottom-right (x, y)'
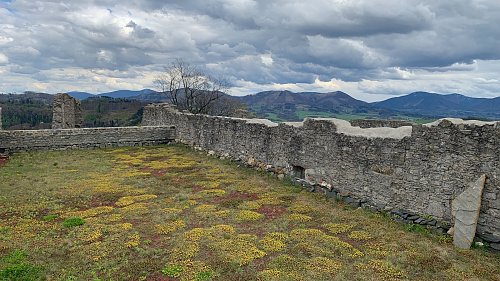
top-left (0, 145), bottom-right (498, 281)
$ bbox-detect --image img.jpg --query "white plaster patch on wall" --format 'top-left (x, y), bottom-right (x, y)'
top-left (424, 118), bottom-right (498, 127)
top-left (313, 118), bottom-right (413, 139)
top-left (245, 119), bottom-right (279, 127)
top-left (283, 122), bottom-right (304, 127)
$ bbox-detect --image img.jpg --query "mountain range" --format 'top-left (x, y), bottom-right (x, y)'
top-left (3, 89), bottom-right (500, 122)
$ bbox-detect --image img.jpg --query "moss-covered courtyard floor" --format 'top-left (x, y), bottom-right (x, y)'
top-left (0, 145), bottom-right (499, 281)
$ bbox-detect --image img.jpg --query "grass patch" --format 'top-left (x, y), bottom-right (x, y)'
top-left (0, 145), bottom-right (498, 280)
top-left (63, 217), bottom-right (85, 228)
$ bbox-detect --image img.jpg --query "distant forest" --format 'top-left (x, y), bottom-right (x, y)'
top-left (0, 93), bottom-right (147, 130)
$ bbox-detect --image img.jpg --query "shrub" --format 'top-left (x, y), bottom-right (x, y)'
top-left (63, 217), bottom-right (85, 228)
top-left (162, 264), bottom-right (183, 278)
top-left (42, 214), bottom-right (58, 221)
top-left (195, 270), bottom-right (214, 281)
top-left (0, 250), bottom-right (43, 281)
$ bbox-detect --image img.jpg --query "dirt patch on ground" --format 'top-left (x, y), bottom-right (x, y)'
top-left (140, 167), bottom-right (167, 177)
top-left (145, 273), bottom-right (174, 281)
top-left (0, 156), bottom-right (9, 167)
top-left (257, 204), bottom-right (287, 219)
top-left (212, 191), bottom-right (260, 208)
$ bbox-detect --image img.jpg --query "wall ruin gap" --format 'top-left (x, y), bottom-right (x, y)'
top-left (142, 103), bottom-right (500, 248)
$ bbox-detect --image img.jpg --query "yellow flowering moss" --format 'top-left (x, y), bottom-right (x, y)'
top-left (260, 237), bottom-right (286, 252)
top-left (238, 201), bottom-right (261, 210)
top-left (122, 171), bottom-right (151, 177)
top-left (290, 228), bottom-right (363, 258)
top-left (170, 242), bottom-right (200, 261)
top-left (119, 203), bottom-right (150, 216)
top-left (257, 269), bottom-right (302, 281)
top-left (121, 223), bottom-right (133, 230)
top-left (209, 224), bottom-right (236, 235)
top-left (66, 206), bottom-right (114, 218)
top-left (183, 228), bottom-right (207, 242)
top-left (125, 233), bottom-right (141, 248)
top-left (287, 213), bottom-right (312, 223)
top-left (115, 194), bottom-right (157, 207)
top-left (348, 230), bottom-right (372, 241)
top-left (356, 259), bottom-right (407, 279)
top-left (209, 236), bottom-right (266, 266)
top-left (163, 207), bottom-right (183, 217)
top-left (82, 229), bottom-right (103, 243)
top-left (323, 223), bottom-right (355, 234)
top-left (288, 202), bottom-right (314, 214)
top-left (194, 204), bottom-right (217, 213)
top-left (86, 241), bottom-right (109, 261)
top-left (156, 220), bottom-right (186, 235)
top-left (198, 189), bottom-right (226, 196)
top-left (307, 256), bottom-right (341, 274)
top-left (236, 210), bottom-right (264, 221)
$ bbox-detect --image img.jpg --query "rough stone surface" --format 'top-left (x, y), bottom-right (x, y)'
top-left (142, 103), bottom-right (500, 244)
top-left (52, 93), bottom-right (82, 129)
top-left (350, 119), bottom-right (416, 128)
top-left (452, 175), bottom-right (486, 249)
top-left (0, 126), bottom-right (175, 152)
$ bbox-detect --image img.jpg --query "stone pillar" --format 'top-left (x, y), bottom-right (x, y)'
top-left (52, 93), bottom-right (82, 129)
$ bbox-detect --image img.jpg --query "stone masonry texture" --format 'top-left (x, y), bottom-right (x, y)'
top-left (0, 126), bottom-right (175, 152)
top-left (142, 103), bottom-right (500, 245)
top-left (52, 93), bottom-right (83, 129)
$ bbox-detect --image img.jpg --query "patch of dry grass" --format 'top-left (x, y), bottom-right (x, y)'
top-left (0, 145), bottom-right (498, 280)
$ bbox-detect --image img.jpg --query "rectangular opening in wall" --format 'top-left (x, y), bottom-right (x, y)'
top-left (292, 165), bottom-right (305, 179)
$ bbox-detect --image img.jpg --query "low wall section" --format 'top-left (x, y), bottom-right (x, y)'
top-left (143, 104), bottom-right (500, 246)
top-left (0, 126), bottom-right (175, 152)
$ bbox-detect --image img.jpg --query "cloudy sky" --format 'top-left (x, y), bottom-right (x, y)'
top-left (0, 0), bottom-right (499, 101)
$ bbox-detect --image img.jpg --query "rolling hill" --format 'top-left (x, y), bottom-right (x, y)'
top-left (238, 90), bottom-right (403, 121)
top-left (374, 92), bottom-right (500, 119)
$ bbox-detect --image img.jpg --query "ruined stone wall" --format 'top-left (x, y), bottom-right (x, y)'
top-left (143, 104), bottom-right (500, 246)
top-left (350, 119), bottom-right (416, 128)
top-left (52, 93), bottom-right (82, 129)
top-left (0, 126), bottom-right (175, 152)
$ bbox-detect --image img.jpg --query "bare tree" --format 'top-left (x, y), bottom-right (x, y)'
top-left (154, 59), bottom-right (231, 115)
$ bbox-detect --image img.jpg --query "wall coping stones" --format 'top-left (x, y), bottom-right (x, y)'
top-left (424, 118), bottom-right (499, 127)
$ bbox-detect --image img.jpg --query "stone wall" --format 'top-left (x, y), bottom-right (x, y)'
top-left (350, 119), bottom-right (416, 128)
top-left (0, 126), bottom-right (175, 152)
top-left (143, 103), bottom-right (500, 247)
top-left (52, 93), bottom-right (82, 129)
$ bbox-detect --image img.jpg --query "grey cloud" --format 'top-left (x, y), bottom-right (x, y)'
top-left (0, 0), bottom-right (500, 98)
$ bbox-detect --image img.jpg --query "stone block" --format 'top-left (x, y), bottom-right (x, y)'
top-left (451, 174), bottom-right (486, 249)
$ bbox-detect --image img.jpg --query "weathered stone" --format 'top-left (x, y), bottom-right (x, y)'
top-left (451, 174), bottom-right (486, 249)
top-left (0, 126), bottom-right (174, 151)
top-left (52, 93), bottom-right (82, 129)
top-left (428, 220), bottom-right (437, 226)
top-left (477, 233), bottom-right (500, 243)
top-left (408, 215), bottom-right (420, 221)
top-left (490, 242), bottom-right (500, 251)
top-left (139, 104), bottom-right (500, 248)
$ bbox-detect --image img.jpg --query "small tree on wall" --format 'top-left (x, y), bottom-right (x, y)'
top-left (154, 59), bottom-right (232, 115)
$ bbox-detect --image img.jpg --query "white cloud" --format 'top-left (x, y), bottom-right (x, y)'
top-left (0, 0), bottom-right (499, 100)
top-left (0, 53), bottom-right (8, 64)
